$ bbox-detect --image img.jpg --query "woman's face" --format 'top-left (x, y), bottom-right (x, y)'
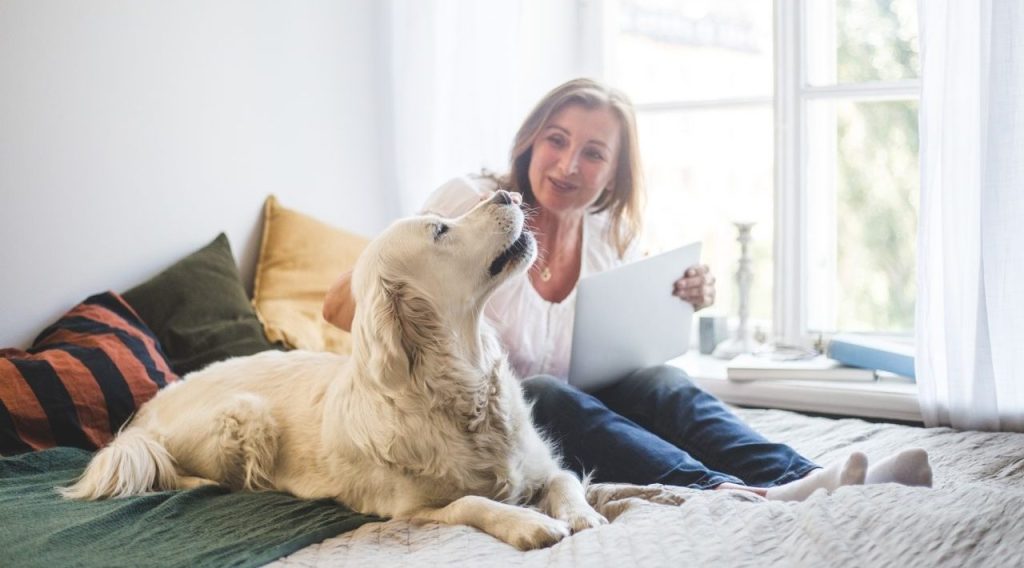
top-left (528, 104), bottom-right (621, 217)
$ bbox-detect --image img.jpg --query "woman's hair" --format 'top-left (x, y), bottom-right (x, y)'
top-left (496, 77), bottom-right (645, 258)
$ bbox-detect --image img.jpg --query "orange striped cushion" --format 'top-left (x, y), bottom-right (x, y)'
top-left (0, 292), bottom-right (179, 455)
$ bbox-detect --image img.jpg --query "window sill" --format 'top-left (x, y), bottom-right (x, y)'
top-left (668, 351), bottom-right (922, 423)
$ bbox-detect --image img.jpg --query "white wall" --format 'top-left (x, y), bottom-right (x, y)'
top-left (380, 0), bottom-right (584, 215)
top-left (0, 0), bottom-right (394, 348)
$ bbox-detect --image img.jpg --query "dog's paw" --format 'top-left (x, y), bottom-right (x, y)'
top-left (557, 505), bottom-right (608, 533)
top-left (494, 508), bottom-right (571, 551)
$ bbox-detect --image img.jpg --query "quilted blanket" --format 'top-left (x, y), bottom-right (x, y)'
top-left (272, 408), bottom-right (1024, 567)
top-left (0, 447), bottom-right (380, 568)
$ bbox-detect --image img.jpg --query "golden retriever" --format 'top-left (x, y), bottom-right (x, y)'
top-left (62, 190), bottom-right (606, 550)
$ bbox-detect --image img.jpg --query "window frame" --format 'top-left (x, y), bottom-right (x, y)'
top-left (776, 0), bottom-right (920, 345)
top-left (585, 0), bottom-right (920, 347)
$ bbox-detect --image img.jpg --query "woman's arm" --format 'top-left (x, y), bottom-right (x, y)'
top-left (323, 270), bottom-right (356, 332)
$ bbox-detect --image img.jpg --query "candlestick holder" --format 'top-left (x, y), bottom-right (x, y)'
top-left (713, 221), bottom-right (764, 359)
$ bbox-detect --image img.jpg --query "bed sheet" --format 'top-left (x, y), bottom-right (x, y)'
top-left (272, 408), bottom-right (1024, 567)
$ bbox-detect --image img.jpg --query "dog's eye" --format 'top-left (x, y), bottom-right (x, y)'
top-left (433, 223), bottom-right (450, 241)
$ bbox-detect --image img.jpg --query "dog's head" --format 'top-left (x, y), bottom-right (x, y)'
top-left (350, 190), bottom-right (536, 389)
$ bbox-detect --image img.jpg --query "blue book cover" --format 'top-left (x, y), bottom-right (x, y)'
top-left (826, 334), bottom-right (915, 379)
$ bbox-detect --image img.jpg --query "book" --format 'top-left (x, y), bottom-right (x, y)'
top-left (826, 333), bottom-right (915, 379)
top-left (726, 353), bottom-right (877, 382)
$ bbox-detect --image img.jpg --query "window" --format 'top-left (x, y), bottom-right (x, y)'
top-left (596, 0), bottom-right (919, 345)
top-left (602, 0), bottom-right (776, 337)
top-left (800, 0), bottom-right (919, 337)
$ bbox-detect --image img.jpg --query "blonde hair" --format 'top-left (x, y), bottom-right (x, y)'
top-left (496, 78), bottom-right (645, 258)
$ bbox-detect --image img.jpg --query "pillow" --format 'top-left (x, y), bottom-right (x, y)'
top-left (252, 195), bottom-right (369, 354)
top-left (122, 233), bottom-right (282, 376)
top-left (0, 292), bottom-right (178, 455)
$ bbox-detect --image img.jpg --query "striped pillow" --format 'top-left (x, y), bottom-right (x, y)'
top-left (0, 292), bottom-right (179, 455)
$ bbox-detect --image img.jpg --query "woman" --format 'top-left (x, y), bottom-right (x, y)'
top-left (324, 78), bottom-right (932, 500)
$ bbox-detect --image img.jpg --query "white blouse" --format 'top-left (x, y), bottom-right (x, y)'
top-left (421, 176), bottom-right (639, 381)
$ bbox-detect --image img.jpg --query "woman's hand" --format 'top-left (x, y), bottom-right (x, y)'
top-left (673, 264), bottom-right (716, 311)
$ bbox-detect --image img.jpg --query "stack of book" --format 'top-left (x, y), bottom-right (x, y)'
top-left (726, 353), bottom-right (876, 382)
top-left (725, 334), bottom-right (916, 383)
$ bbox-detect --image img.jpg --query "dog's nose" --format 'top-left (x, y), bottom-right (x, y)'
top-left (490, 190), bottom-right (522, 206)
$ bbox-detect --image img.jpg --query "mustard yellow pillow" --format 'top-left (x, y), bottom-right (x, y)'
top-left (252, 195), bottom-right (369, 353)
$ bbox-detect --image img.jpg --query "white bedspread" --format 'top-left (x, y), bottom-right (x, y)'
top-left (271, 408), bottom-right (1024, 567)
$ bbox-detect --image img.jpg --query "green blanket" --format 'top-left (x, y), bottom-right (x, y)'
top-left (0, 447), bottom-right (382, 568)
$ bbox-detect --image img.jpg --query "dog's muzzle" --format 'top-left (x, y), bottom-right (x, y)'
top-left (488, 229), bottom-right (534, 277)
top-left (485, 189), bottom-right (534, 277)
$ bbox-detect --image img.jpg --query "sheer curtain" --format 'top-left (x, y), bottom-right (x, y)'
top-left (916, 0), bottom-right (1024, 431)
top-left (380, 0), bottom-right (586, 215)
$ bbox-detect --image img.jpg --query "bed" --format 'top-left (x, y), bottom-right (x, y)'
top-left (272, 406), bottom-right (1024, 567)
top-left (5, 404), bottom-right (1019, 567)
top-left (3, 198), bottom-right (1021, 567)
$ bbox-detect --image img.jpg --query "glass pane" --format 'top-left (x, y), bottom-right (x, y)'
top-left (614, 0), bottom-right (773, 103)
top-left (636, 106), bottom-right (774, 329)
top-left (805, 99), bottom-right (919, 333)
top-left (805, 0), bottom-right (920, 86)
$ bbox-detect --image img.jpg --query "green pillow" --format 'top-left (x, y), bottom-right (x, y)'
top-left (123, 233), bottom-right (282, 376)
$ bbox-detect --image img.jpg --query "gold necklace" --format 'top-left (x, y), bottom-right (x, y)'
top-left (540, 266), bottom-right (552, 282)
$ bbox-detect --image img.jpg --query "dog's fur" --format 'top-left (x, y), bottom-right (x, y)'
top-left (61, 191), bottom-right (606, 549)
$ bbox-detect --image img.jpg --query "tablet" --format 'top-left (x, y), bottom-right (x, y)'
top-left (568, 242), bottom-right (701, 392)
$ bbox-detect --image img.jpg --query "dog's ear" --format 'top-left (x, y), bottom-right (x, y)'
top-left (365, 278), bottom-right (411, 389)
top-left (365, 278), bottom-right (442, 390)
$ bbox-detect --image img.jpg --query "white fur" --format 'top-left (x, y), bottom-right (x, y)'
top-left (61, 191), bottom-right (606, 550)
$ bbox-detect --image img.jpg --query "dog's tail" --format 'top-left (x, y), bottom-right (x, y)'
top-left (60, 428), bottom-right (179, 500)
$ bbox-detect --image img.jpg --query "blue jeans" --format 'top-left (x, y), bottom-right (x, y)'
top-left (522, 365), bottom-right (818, 489)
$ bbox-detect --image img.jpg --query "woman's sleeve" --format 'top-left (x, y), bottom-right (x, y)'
top-left (420, 176), bottom-right (495, 218)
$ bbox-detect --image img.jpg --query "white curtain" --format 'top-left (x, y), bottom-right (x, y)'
top-left (916, 0), bottom-right (1024, 431)
top-left (381, 0), bottom-right (588, 215)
